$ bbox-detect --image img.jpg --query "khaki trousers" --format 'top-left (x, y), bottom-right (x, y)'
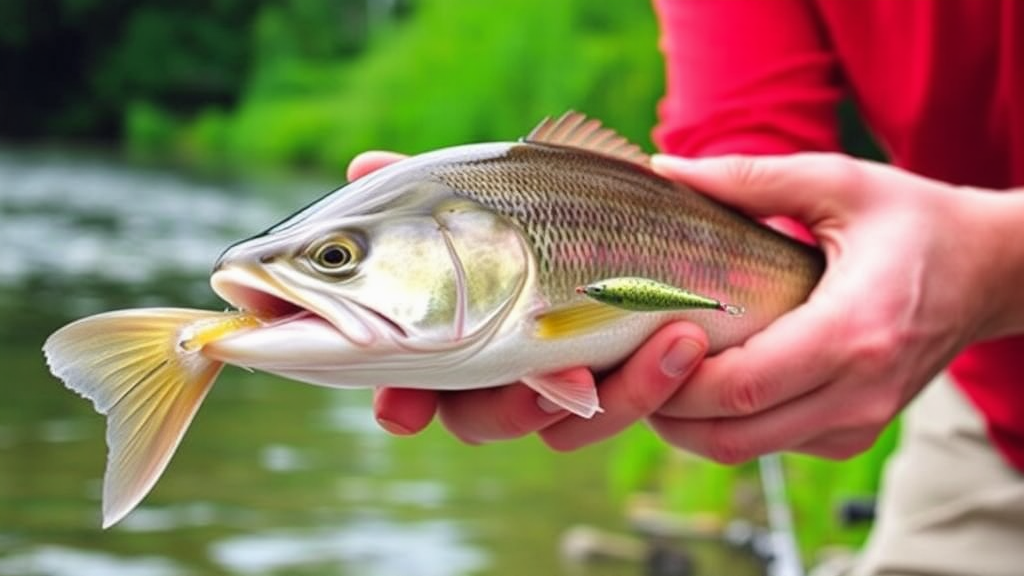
top-left (853, 375), bottom-right (1024, 576)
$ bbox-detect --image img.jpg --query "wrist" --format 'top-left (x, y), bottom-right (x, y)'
top-left (972, 188), bottom-right (1024, 340)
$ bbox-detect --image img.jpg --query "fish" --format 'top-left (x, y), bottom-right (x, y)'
top-left (43, 112), bottom-right (825, 527)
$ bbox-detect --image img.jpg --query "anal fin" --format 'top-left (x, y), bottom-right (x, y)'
top-left (522, 373), bottom-right (603, 418)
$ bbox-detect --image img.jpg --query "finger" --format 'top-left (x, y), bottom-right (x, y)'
top-left (373, 387), bottom-right (439, 435)
top-left (648, 378), bottom-right (855, 464)
top-left (539, 322), bottom-right (707, 452)
top-left (346, 151), bottom-right (408, 181)
top-left (437, 376), bottom-right (580, 444)
top-left (651, 152), bottom-right (871, 223)
top-left (656, 294), bottom-right (839, 419)
top-left (791, 428), bottom-right (880, 460)
top-left (762, 215), bottom-right (815, 245)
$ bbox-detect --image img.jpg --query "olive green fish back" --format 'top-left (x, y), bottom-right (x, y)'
top-left (431, 143), bottom-right (823, 314)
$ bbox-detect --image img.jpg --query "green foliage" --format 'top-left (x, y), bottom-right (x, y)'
top-left (608, 424), bottom-right (668, 500)
top-left (124, 101), bottom-right (179, 159)
top-left (92, 3), bottom-right (253, 110)
top-left (0, 0), bottom-right (263, 138)
top-left (253, 0), bottom-right (369, 64)
top-left (162, 0), bottom-right (663, 175)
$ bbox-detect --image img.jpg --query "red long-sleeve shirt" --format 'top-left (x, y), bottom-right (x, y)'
top-left (653, 0), bottom-right (1024, 471)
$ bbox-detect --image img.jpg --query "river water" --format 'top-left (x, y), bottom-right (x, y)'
top-left (0, 150), bottom-right (628, 576)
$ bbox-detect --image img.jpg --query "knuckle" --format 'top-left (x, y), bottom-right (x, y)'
top-left (437, 403), bottom-right (510, 445)
top-left (492, 408), bottom-right (537, 439)
top-left (704, 426), bottom-right (757, 465)
top-left (646, 415), bottom-right (683, 447)
top-left (836, 434), bottom-right (877, 459)
top-left (438, 414), bottom-right (483, 445)
top-left (722, 155), bottom-right (765, 189)
top-left (621, 378), bottom-right (661, 416)
top-left (540, 432), bottom-right (582, 453)
top-left (837, 310), bottom-right (910, 377)
top-left (718, 370), bottom-right (769, 416)
top-left (817, 152), bottom-right (866, 188)
top-left (849, 329), bottom-right (902, 367)
top-left (818, 432), bottom-right (879, 461)
top-left (442, 424), bottom-right (482, 446)
top-left (851, 394), bottom-right (901, 431)
top-left (437, 409), bottom-right (475, 445)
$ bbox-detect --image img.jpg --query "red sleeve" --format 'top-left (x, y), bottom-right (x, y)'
top-left (652, 0), bottom-right (844, 157)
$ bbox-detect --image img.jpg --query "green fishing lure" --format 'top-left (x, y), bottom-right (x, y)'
top-left (577, 277), bottom-right (745, 316)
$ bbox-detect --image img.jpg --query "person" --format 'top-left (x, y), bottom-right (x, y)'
top-left (352, 1), bottom-right (1024, 574)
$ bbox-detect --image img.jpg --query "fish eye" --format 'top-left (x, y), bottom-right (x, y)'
top-left (309, 234), bottom-right (363, 276)
top-left (319, 245), bottom-right (350, 266)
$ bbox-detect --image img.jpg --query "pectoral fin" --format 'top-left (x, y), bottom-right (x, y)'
top-left (522, 373), bottom-right (603, 418)
top-left (534, 301), bottom-right (630, 340)
top-left (43, 308), bottom-right (245, 528)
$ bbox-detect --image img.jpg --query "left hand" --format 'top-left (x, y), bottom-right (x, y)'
top-left (646, 152), bottom-right (1014, 462)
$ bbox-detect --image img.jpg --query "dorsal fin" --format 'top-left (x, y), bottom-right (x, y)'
top-left (524, 111), bottom-right (651, 167)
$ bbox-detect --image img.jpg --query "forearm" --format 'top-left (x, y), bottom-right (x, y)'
top-left (652, 0), bottom-right (842, 157)
top-left (972, 188), bottom-right (1024, 339)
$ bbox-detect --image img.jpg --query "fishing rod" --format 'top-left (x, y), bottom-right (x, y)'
top-left (759, 453), bottom-right (804, 576)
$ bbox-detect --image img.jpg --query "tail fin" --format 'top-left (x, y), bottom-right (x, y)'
top-left (43, 308), bottom-right (235, 528)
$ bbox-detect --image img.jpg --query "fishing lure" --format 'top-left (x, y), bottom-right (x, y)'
top-left (577, 277), bottom-right (745, 316)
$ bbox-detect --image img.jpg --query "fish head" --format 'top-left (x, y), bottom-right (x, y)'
top-left (206, 175), bottom-right (532, 373)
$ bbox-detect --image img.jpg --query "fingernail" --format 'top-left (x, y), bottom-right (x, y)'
top-left (376, 417), bottom-right (413, 436)
top-left (537, 396), bottom-right (565, 414)
top-left (660, 338), bottom-right (703, 377)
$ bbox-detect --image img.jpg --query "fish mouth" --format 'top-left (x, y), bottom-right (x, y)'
top-left (203, 266), bottom-right (358, 369)
top-left (211, 267), bottom-right (315, 323)
top-left (209, 265), bottom-right (406, 345)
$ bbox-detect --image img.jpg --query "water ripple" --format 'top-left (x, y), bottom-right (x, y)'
top-left (210, 519), bottom-right (488, 576)
top-left (0, 545), bottom-right (187, 576)
top-left (0, 150), bottom-right (281, 286)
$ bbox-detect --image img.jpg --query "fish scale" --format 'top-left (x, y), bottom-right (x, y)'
top-left (431, 143), bottom-right (821, 311)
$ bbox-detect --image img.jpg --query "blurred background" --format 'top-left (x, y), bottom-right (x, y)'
top-left (0, 1), bottom-right (893, 574)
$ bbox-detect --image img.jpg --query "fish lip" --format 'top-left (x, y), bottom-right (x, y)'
top-left (210, 266), bottom-right (311, 322)
top-left (209, 265), bottom-right (408, 342)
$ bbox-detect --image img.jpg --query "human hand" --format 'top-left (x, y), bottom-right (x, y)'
top-left (646, 152), bottom-right (1012, 462)
top-left (347, 151), bottom-right (708, 449)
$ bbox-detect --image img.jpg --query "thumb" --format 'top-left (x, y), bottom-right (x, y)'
top-left (346, 150), bottom-right (408, 181)
top-left (651, 152), bottom-right (866, 224)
